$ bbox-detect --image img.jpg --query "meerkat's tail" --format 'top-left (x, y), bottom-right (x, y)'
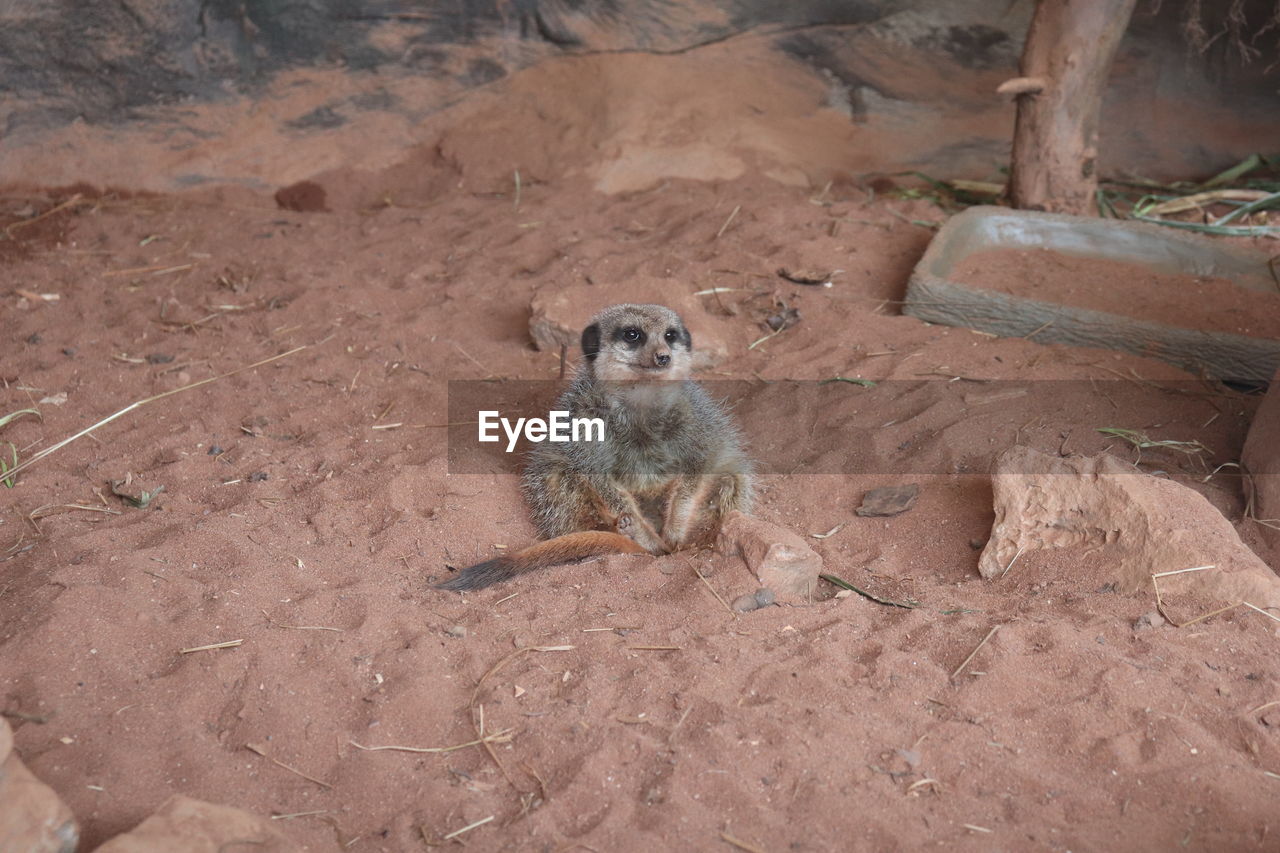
top-left (436, 531), bottom-right (650, 591)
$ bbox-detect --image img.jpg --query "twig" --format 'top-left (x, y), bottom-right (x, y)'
top-left (1173, 602), bottom-right (1239, 628)
top-left (349, 728), bottom-right (514, 754)
top-left (261, 609), bottom-right (344, 632)
top-left (103, 262), bottom-right (194, 277)
top-left (179, 639), bottom-right (243, 654)
top-left (747, 326), bottom-right (787, 351)
top-left (951, 625), bottom-right (1001, 680)
top-left (4, 193), bottom-right (87, 237)
top-left (471, 646), bottom-right (574, 706)
top-left (272, 810), bottom-right (331, 820)
top-left (1144, 188), bottom-right (1272, 216)
top-left (1213, 190), bottom-right (1280, 226)
top-left (904, 778), bottom-right (942, 795)
top-left (245, 743), bottom-right (331, 789)
top-left (691, 560), bottom-right (734, 614)
top-left (999, 547), bottom-right (1024, 577)
top-left (1242, 602), bottom-right (1280, 624)
top-left (473, 703), bottom-right (520, 790)
top-left (820, 574), bottom-right (917, 609)
top-left (715, 204), bottom-right (742, 240)
top-left (443, 816), bottom-right (493, 841)
top-left (1022, 320), bottom-right (1054, 340)
top-left (1150, 573), bottom-right (1241, 627)
top-left (1151, 565), bottom-right (1215, 578)
top-left (5, 346), bottom-right (308, 482)
top-left (720, 831), bottom-right (767, 853)
top-left (29, 503), bottom-right (121, 521)
top-left (810, 524), bottom-right (844, 539)
top-left (449, 341), bottom-right (492, 377)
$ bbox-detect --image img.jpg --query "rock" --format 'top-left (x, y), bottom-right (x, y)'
top-left (274, 180), bottom-right (327, 212)
top-left (445, 625), bottom-right (467, 638)
top-left (529, 277), bottom-right (734, 369)
top-left (93, 795), bottom-right (298, 852)
top-left (716, 511), bottom-right (822, 605)
top-left (1133, 611), bottom-right (1165, 631)
top-left (1242, 368), bottom-right (1280, 561)
top-left (0, 718), bottom-right (78, 853)
top-left (980, 446), bottom-right (1280, 624)
top-left (855, 484), bottom-right (920, 517)
top-left (764, 306), bottom-right (800, 332)
top-left (731, 589), bottom-right (776, 612)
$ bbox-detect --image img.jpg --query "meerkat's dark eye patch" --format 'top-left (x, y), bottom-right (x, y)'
top-left (664, 328), bottom-right (679, 344)
top-left (615, 326), bottom-right (646, 347)
top-left (581, 323), bottom-right (601, 361)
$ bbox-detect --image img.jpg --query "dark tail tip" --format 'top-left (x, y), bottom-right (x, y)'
top-left (436, 558), bottom-right (515, 591)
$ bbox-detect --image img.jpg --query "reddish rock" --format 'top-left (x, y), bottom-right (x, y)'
top-left (0, 718), bottom-right (78, 853)
top-left (981, 446), bottom-right (1280, 623)
top-left (716, 510), bottom-right (822, 604)
top-left (93, 795), bottom-right (298, 853)
top-left (1242, 368), bottom-right (1280, 561)
top-left (855, 484), bottom-right (920, 517)
top-left (529, 277), bottom-right (734, 369)
top-left (273, 180), bottom-right (328, 212)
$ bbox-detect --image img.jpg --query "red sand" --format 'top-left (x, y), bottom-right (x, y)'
top-left (2, 165), bottom-right (1279, 851)
top-left (951, 247), bottom-right (1280, 340)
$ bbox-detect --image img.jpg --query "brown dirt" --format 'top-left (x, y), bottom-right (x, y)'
top-left (951, 246), bottom-right (1280, 340)
top-left (2, 161), bottom-right (1279, 852)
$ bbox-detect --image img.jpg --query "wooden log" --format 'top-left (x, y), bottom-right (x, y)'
top-left (1008, 0), bottom-right (1138, 215)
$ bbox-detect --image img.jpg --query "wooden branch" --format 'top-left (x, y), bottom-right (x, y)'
top-left (1008, 0), bottom-right (1138, 216)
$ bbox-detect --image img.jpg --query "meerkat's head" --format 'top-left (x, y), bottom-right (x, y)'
top-left (581, 304), bottom-right (693, 381)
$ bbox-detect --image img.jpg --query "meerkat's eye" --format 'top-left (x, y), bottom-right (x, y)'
top-left (622, 327), bottom-right (641, 343)
top-left (664, 329), bottom-right (679, 344)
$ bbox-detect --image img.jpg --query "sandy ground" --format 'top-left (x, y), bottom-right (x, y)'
top-left (2, 162), bottom-right (1279, 852)
top-left (951, 247), bottom-right (1280, 340)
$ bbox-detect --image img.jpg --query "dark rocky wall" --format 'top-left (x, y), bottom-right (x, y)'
top-left (3, 0), bottom-right (888, 131)
top-left (1, 0), bottom-right (1276, 191)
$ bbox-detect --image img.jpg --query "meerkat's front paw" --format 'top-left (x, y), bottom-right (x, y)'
top-left (615, 513), bottom-right (670, 554)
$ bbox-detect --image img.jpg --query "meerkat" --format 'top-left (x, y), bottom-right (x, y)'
top-left (437, 303), bottom-right (753, 590)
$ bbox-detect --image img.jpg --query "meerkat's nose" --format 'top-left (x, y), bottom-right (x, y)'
top-left (654, 351), bottom-right (671, 367)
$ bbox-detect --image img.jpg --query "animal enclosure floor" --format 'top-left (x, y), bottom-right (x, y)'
top-left (2, 170), bottom-right (1278, 851)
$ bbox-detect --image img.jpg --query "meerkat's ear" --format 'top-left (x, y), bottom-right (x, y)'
top-left (581, 323), bottom-right (601, 361)
top-left (680, 326), bottom-right (692, 349)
